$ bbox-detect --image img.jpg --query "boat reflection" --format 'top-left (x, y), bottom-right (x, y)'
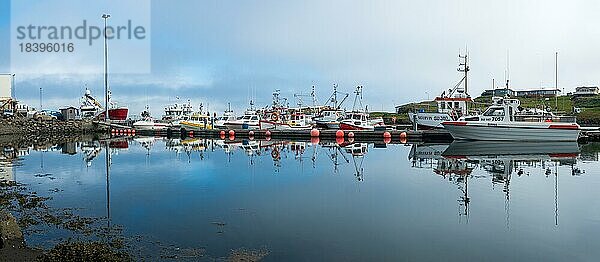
top-left (411, 140), bottom-right (583, 224)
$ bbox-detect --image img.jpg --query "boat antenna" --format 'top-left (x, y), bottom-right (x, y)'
top-left (555, 51), bottom-right (558, 111)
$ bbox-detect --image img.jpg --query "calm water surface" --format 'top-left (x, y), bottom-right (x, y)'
top-left (3, 137), bottom-right (600, 261)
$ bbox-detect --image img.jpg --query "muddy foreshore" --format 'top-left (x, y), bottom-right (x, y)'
top-left (0, 133), bottom-right (269, 261)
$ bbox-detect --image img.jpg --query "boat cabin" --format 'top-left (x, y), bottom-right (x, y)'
top-left (347, 112), bottom-right (369, 122)
top-left (435, 97), bottom-right (471, 116)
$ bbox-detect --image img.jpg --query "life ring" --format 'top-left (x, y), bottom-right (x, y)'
top-left (271, 149), bottom-right (280, 159)
top-left (271, 113), bottom-right (279, 121)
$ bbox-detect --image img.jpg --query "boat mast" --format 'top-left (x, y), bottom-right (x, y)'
top-left (102, 14), bottom-right (111, 122)
top-left (458, 54), bottom-right (469, 96)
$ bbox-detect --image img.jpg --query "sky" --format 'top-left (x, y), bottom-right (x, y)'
top-left (2, 0), bottom-right (600, 116)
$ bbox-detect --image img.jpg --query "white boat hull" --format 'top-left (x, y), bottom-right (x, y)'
top-left (224, 122), bottom-right (260, 130)
top-left (259, 120), bottom-right (312, 130)
top-left (442, 121), bottom-right (580, 142)
top-left (133, 121), bottom-right (171, 131)
top-left (408, 112), bottom-right (452, 129)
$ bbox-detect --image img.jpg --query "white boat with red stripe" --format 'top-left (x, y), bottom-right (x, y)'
top-left (442, 97), bottom-right (580, 142)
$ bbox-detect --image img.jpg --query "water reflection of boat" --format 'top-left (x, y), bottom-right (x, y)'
top-left (408, 143), bottom-right (450, 169)
top-left (442, 141), bottom-right (580, 159)
top-left (343, 143), bottom-right (368, 181)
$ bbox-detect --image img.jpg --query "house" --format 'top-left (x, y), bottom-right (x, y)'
top-left (515, 88), bottom-right (560, 98)
top-left (481, 88), bottom-right (515, 97)
top-left (573, 86), bottom-right (599, 97)
top-left (60, 106), bottom-right (79, 121)
top-left (0, 74), bottom-right (15, 113)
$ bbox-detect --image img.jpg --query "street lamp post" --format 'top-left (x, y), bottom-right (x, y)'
top-left (102, 14), bottom-right (111, 122)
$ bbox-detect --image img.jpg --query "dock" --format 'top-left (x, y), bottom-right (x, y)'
top-left (131, 128), bottom-right (454, 143)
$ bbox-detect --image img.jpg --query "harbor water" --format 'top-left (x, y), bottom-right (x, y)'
top-left (2, 137), bottom-right (600, 261)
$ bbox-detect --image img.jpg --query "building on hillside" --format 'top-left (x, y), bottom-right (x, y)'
top-left (515, 88), bottom-right (560, 98)
top-left (481, 88), bottom-right (515, 97)
top-left (573, 86), bottom-right (599, 97)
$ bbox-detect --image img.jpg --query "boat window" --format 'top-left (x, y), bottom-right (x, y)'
top-left (483, 107), bottom-right (505, 116)
top-left (251, 116), bottom-right (258, 120)
top-left (353, 115), bottom-right (362, 120)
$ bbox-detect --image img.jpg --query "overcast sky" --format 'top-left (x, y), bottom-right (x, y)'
top-left (1, 0), bottom-right (600, 116)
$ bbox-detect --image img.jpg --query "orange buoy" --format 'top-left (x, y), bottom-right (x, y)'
top-left (228, 130), bottom-right (235, 136)
top-left (310, 137), bottom-right (320, 145)
top-left (219, 133), bottom-right (225, 139)
top-left (348, 137), bottom-right (355, 143)
top-left (348, 132), bottom-right (355, 138)
top-left (383, 131), bottom-right (391, 138)
top-left (131, 129), bottom-right (136, 135)
top-left (310, 129), bottom-right (320, 137)
top-left (219, 130), bottom-right (225, 136)
top-left (336, 130), bottom-right (344, 138)
top-left (228, 134), bottom-right (235, 141)
top-left (399, 132), bottom-right (408, 144)
top-left (383, 137), bottom-right (391, 144)
top-left (336, 137), bottom-right (345, 145)
top-left (265, 130), bottom-right (272, 137)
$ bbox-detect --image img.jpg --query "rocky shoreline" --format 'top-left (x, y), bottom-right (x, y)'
top-left (0, 118), bottom-right (104, 136)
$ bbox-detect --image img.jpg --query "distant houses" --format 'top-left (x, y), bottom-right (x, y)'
top-left (480, 88), bottom-right (560, 98)
top-left (572, 86), bottom-right (599, 97)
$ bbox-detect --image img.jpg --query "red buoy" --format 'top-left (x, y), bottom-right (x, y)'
top-left (336, 137), bottom-right (345, 145)
top-left (347, 132), bottom-right (355, 138)
top-left (228, 130), bottom-right (235, 136)
top-left (229, 135), bottom-right (235, 141)
top-left (383, 131), bottom-right (391, 138)
top-left (399, 132), bottom-right (407, 144)
top-left (249, 130), bottom-right (255, 136)
top-left (188, 131), bottom-right (194, 137)
top-left (383, 137), bottom-right (391, 144)
top-left (265, 130), bottom-right (272, 137)
top-left (219, 130), bottom-right (225, 136)
top-left (310, 129), bottom-right (320, 137)
top-left (336, 130), bottom-right (344, 138)
top-left (311, 137), bottom-right (320, 145)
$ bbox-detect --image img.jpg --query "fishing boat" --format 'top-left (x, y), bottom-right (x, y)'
top-left (339, 86), bottom-right (380, 130)
top-left (314, 109), bottom-right (345, 129)
top-left (80, 89), bottom-right (102, 119)
top-left (107, 104), bottom-right (129, 121)
top-left (339, 112), bottom-right (375, 130)
top-left (224, 110), bottom-right (260, 130)
top-left (259, 112), bottom-right (313, 130)
top-left (79, 89), bottom-right (128, 120)
top-left (442, 97), bottom-right (580, 141)
top-left (314, 84), bottom-right (349, 129)
top-left (214, 109), bottom-right (236, 129)
top-left (179, 112), bottom-right (213, 130)
top-left (408, 54), bottom-right (472, 129)
top-left (133, 108), bottom-right (171, 130)
top-left (162, 98), bottom-right (194, 121)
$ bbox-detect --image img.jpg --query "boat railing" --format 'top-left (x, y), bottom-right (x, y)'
top-left (514, 115), bottom-right (577, 123)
